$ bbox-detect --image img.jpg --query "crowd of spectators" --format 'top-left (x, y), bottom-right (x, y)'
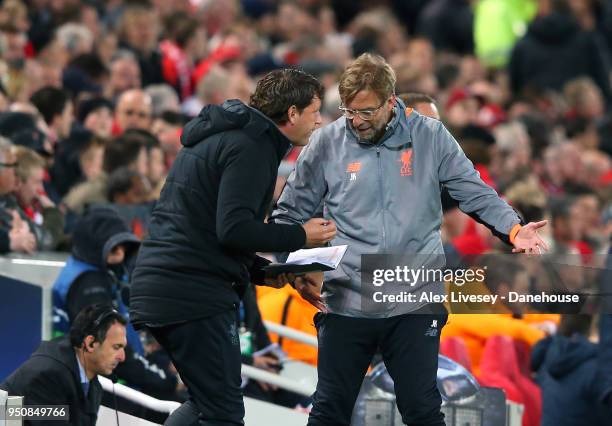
top-left (0, 0), bottom-right (610, 424)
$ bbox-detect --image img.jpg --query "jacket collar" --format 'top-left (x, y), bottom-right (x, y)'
top-left (247, 103), bottom-right (294, 161)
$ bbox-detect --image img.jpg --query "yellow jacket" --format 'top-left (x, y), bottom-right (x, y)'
top-left (258, 285), bottom-right (318, 366)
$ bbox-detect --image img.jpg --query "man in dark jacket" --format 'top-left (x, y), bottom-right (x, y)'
top-left (129, 68), bottom-right (336, 425)
top-left (130, 69), bottom-right (335, 425)
top-left (598, 244), bottom-right (612, 410)
top-left (1, 305), bottom-right (127, 426)
top-left (532, 314), bottom-right (610, 426)
top-left (509, 0), bottom-right (612, 102)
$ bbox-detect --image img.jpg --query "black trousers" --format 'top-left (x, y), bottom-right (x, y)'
top-left (308, 307), bottom-right (448, 426)
top-left (149, 309), bottom-right (244, 426)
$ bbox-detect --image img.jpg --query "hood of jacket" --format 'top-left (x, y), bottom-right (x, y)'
top-left (527, 12), bottom-right (579, 44)
top-left (531, 335), bottom-right (597, 379)
top-left (181, 99), bottom-right (293, 161)
top-left (71, 207), bottom-right (140, 269)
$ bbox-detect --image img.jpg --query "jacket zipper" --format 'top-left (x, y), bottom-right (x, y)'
top-left (376, 147), bottom-right (386, 249)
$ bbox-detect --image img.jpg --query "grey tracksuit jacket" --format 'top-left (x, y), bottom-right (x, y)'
top-left (271, 101), bottom-right (522, 318)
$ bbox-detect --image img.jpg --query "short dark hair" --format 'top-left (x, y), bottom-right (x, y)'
top-left (68, 53), bottom-right (109, 82)
top-left (163, 11), bottom-right (198, 48)
top-left (30, 87), bottom-right (70, 125)
top-left (549, 196), bottom-right (575, 223)
top-left (123, 128), bottom-right (160, 152)
top-left (249, 68), bottom-right (323, 125)
top-left (399, 92), bottom-right (436, 108)
top-left (104, 133), bottom-right (145, 173)
top-left (69, 304), bottom-right (126, 348)
top-left (107, 167), bottom-right (141, 202)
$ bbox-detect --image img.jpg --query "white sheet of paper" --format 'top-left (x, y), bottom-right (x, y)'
top-left (285, 245), bottom-right (348, 268)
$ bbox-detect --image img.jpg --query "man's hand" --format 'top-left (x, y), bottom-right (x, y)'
top-left (253, 354), bottom-right (281, 372)
top-left (253, 354), bottom-right (280, 391)
top-left (302, 218), bottom-right (336, 247)
top-left (9, 210), bottom-right (35, 254)
top-left (36, 193), bottom-right (56, 209)
top-left (294, 272), bottom-right (326, 312)
top-left (512, 220), bottom-right (549, 255)
top-left (262, 272), bottom-right (294, 288)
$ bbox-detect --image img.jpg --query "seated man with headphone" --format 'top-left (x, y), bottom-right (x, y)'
top-left (1, 305), bottom-right (127, 426)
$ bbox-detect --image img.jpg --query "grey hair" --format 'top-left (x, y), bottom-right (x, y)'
top-left (0, 136), bottom-right (14, 162)
top-left (110, 49), bottom-right (138, 65)
top-left (55, 23), bottom-right (93, 54)
top-left (144, 84), bottom-right (180, 116)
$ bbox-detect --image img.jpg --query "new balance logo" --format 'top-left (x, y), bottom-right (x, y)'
top-left (228, 323), bottom-right (239, 346)
top-left (347, 162), bottom-right (361, 182)
top-left (425, 319), bottom-right (439, 337)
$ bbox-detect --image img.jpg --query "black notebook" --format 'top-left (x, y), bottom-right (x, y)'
top-left (263, 245), bottom-right (348, 275)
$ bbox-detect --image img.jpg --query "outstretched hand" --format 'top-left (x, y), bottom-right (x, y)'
top-left (512, 220), bottom-right (549, 255)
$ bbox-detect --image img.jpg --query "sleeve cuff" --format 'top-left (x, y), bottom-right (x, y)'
top-left (509, 223), bottom-right (522, 245)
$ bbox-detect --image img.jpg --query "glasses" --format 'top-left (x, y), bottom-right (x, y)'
top-left (0, 162), bottom-right (17, 168)
top-left (338, 99), bottom-right (387, 121)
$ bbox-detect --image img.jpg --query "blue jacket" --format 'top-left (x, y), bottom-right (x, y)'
top-left (52, 256), bottom-right (98, 334)
top-left (52, 255), bottom-right (144, 355)
top-left (532, 335), bottom-right (610, 426)
top-left (52, 207), bottom-right (142, 354)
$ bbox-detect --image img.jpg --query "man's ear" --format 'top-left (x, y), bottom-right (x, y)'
top-left (287, 105), bottom-right (298, 125)
top-left (84, 335), bottom-right (96, 352)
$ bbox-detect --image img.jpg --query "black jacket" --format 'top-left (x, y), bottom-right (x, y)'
top-left (509, 12), bottom-right (612, 102)
top-left (0, 336), bottom-right (102, 426)
top-left (130, 100), bottom-right (306, 328)
top-left (532, 335), bottom-right (611, 426)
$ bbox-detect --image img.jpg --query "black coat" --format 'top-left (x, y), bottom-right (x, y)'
top-left (130, 100), bottom-right (306, 328)
top-left (509, 12), bottom-right (612, 102)
top-left (532, 335), bottom-right (610, 426)
top-left (0, 336), bottom-right (102, 426)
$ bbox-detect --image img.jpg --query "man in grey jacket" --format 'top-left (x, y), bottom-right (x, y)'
top-left (271, 54), bottom-right (548, 426)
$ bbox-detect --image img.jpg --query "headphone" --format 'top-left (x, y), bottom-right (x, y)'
top-left (84, 308), bottom-right (120, 352)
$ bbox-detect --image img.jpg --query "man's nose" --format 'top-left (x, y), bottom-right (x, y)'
top-left (351, 115), bottom-right (365, 127)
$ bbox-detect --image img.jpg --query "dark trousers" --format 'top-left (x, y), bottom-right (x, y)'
top-left (308, 308), bottom-right (448, 426)
top-left (149, 309), bottom-right (244, 426)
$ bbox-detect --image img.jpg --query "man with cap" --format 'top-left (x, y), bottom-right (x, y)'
top-left (0, 111), bottom-right (52, 158)
top-left (77, 97), bottom-right (114, 139)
